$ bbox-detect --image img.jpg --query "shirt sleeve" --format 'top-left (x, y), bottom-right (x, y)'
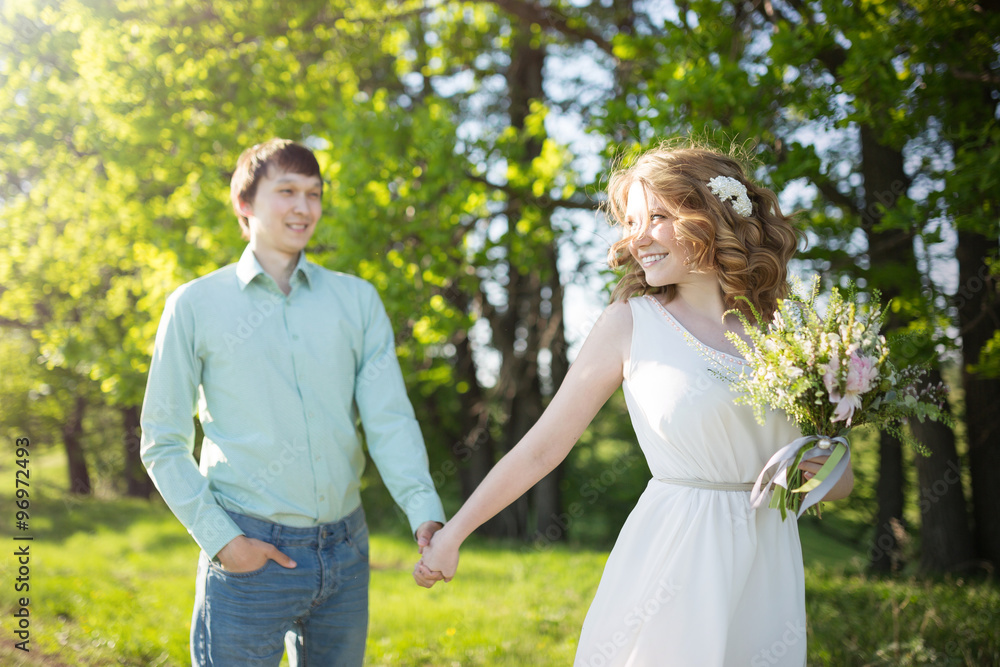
top-left (139, 287), bottom-right (243, 558)
top-left (353, 285), bottom-right (446, 534)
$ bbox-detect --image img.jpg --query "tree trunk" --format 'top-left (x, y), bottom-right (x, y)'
top-left (484, 24), bottom-right (561, 541)
top-left (858, 126), bottom-right (916, 574)
top-left (123, 404), bottom-right (152, 498)
top-left (493, 262), bottom-right (544, 539)
top-left (62, 394), bottom-right (91, 495)
top-left (532, 244), bottom-right (570, 541)
top-left (449, 294), bottom-right (508, 538)
top-left (870, 430), bottom-right (908, 573)
top-left (910, 370), bottom-right (976, 573)
top-left (947, 12), bottom-right (1000, 571)
top-left (956, 230), bottom-right (1000, 570)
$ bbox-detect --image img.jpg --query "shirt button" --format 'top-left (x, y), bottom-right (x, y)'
top-left (292, 334), bottom-right (299, 341)
top-left (319, 495), bottom-right (325, 501)
top-left (315, 455), bottom-right (321, 462)
top-left (308, 412), bottom-right (315, 418)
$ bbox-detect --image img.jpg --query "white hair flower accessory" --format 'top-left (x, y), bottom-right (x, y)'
top-left (707, 176), bottom-right (752, 217)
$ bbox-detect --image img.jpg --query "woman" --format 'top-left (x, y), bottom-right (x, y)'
top-left (415, 143), bottom-right (854, 666)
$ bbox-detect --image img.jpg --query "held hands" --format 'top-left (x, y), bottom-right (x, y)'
top-left (215, 535), bottom-right (297, 573)
top-left (412, 525), bottom-right (460, 589)
top-left (414, 520), bottom-right (444, 552)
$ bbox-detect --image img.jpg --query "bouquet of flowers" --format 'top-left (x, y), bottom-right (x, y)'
top-left (718, 276), bottom-right (951, 519)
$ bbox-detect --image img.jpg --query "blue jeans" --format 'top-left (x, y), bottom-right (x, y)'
top-left (190, 506), bottom-right (369, 666)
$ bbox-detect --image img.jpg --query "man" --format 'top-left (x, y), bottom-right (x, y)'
top-left (140, 138), bottom-right (445, 666)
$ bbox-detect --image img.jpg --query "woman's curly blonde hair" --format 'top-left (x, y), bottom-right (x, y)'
top-left (604, 142), bottom-right (799, 321)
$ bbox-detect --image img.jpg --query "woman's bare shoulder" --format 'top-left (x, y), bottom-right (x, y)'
top-left (573, 299), bottom-right (634, 372)
top-left (592, 299), bottom-right (634, 338)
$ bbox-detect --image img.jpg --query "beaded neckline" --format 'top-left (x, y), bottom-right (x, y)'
top-left (644, 295), bottom-right (750, 366)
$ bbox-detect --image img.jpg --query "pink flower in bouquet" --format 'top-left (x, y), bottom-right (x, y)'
top-left (831, 394), bottom-right (861, 424)
top-left (829, 353), bottom-right (879, 426)
top-left (846, 353), bottom-right (878, 393)
top-left (821, 348), bottom-right (840, 396)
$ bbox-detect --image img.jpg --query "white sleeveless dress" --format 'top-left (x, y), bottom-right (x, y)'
top-left (573, 295), bottom-right (806, 667)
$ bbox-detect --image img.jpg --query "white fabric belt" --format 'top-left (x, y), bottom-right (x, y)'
top-left (656, 478), bottom-right (756, 492)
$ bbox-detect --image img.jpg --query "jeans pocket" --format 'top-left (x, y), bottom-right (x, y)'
top-left (207, 558), bottom-right (274, 579)
top-left (346, 523), bottom-right (370, 561)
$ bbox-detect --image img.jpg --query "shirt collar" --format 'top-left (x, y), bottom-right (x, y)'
top-left (235, 246), bottom-right (314, 291)
top-left (293, 252), bottom-right (314, 288)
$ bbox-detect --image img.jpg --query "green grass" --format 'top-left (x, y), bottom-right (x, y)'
top-left (365, 536), bottom-right (600, 666)
top-left (1, 454), bottom-right (997, 666)
top-left (0, 490), bottom-right (603, 666)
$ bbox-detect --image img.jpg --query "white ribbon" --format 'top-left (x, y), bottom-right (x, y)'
top-left (750, 435), bottom-right (851, 518)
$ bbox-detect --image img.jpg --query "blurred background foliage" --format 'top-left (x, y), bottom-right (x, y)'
top-left (1, 0), bottom-right (999, 580)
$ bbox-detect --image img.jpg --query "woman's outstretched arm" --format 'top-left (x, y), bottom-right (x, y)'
top-left (414, 301), bottom-right (633, 586)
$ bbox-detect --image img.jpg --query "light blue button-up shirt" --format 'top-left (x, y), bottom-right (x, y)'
top-left (140, 247), bottom-right (445, 558)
